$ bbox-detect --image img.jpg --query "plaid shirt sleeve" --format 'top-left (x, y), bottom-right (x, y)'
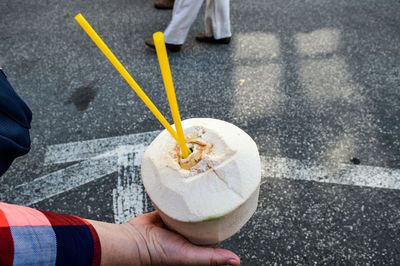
top-left (0, 202), bottom-right (101, 266)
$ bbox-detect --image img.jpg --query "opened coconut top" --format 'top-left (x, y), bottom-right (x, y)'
top-left (174, 132), bottom-right (213, 170)
top-left (141, 118), bottom-right (261, 222)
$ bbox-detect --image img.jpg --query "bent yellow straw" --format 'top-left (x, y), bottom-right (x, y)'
top-left (153, 32), bottom-right (190, 158)
top-left (74, 14), bottom-right (179, 144)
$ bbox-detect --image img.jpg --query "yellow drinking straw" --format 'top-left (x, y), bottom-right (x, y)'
top-left (153, 32), bottom-right (191, 158)
top-left (74, 14), bottom-right (180, 144)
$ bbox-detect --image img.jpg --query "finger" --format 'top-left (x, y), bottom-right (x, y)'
top-left (179, 244), bottom-right (241, 266)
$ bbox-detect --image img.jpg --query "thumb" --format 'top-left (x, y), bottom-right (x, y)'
top-left (180, 244), bottom-right (241, 266)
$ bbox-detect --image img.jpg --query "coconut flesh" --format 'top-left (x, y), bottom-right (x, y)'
top-left (141, 118), bottom-right (261, 245)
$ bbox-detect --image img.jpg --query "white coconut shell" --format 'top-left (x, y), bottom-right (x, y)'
top-left (141, 118), bottom-right (261, 244)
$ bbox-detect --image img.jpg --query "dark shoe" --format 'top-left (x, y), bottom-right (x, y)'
top-left (195, 34), bottom-right (231, 44)
top-left (145, 38), bottom-right (182, 52)
top-left (154, 0), bottom-right (174, 9)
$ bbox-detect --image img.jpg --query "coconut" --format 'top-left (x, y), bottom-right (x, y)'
top-left (141, 118), bottom-right (261, 245)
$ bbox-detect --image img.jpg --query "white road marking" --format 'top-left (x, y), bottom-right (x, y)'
top-left (7, 131), bottom-right (161, 224)
top-left (11, 156), bottom-right (116, 206)
top-left (112, 150), bottom-right (150, 224)
top-left (44, 131), bottom-right (160, 165)
top-left (261, 156), bottom-right (400, 190)
top-left (5, 130), bottom-right (400, 224)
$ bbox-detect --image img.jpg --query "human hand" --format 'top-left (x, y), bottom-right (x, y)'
top-left (125, 211), bottom-right (241, 265)
top-left (90, 211), bottom-right (240, 265)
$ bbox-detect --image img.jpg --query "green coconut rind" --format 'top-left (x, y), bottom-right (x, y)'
top-left (201, 215), bottom-right (225, 222)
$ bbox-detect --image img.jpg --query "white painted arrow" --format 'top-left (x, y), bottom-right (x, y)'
top-left (261, 156), bottom-right (400, 190)
top-left (4, 130), bottom-right (400, 225)
top-left (10, 155), bottom-right (117, 206)
top-left (112, 151), bottom-right (152, 223)
top-left (44, 131), bottom-right (160, 165)
top-left (6, 130), bottom-right (161, 224)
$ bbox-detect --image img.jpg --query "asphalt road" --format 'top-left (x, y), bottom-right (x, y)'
top-left (1, 0), bottom-right (400, 264)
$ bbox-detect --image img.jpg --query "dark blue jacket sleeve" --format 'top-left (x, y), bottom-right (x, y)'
top-left (0, 70), bottom-right (32, 176)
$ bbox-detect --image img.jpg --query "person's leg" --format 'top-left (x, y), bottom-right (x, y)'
top-left (163, 0), bottom-right (205, 45)
top-left (206, 0), bottom-right (231, 39)
top-left (204, 0), bottom-right (214, 37)
top-left (197, 0), bottom-right (231, 43)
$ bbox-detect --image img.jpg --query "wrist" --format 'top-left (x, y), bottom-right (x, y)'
top-left (123, 222), bottom-right (152, 265)
top-left (89, 220), bottom-right (145, 265)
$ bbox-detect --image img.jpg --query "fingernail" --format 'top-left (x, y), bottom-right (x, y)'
top-left (227, 258), bottom-right (238, 265)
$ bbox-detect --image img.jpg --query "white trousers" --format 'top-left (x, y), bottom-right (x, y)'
top-left (163, 0), bottom-right (231, 45)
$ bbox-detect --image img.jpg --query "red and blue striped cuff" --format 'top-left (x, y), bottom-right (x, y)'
top-left (0, 202), bottom-right (101, 266)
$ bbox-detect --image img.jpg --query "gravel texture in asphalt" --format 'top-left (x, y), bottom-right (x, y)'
top-left (0, 0), bottom-right (399, 264)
